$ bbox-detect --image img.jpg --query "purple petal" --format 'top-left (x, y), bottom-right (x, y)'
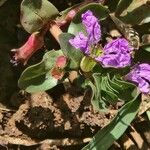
top-left (138, 78), bottom-right (150, 93)
top-left (131, 63), bottom-right (150, 81)
top-left (126, 63), bottom-right (150, 93)
top-left (104, 38), bottom-right (133, 54)
top-left (69, 32), bottom-right (89, 54)
top-left (95, 38), bottom-right (133, 68)
top-left (96, 53), bottom-right (131, 68)
top-left (81, 10), bottom-right (101, 44)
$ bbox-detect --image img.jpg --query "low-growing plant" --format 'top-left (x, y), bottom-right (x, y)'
top-left (10, 0), bottom-right (150, 149)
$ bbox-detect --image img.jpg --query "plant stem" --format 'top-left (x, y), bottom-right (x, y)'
top-left (49, 21), bottom-right (62, 43)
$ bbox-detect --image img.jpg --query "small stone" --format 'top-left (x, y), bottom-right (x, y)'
top-left (64, 121), bottom-right (72, 130)
top-left (110, 29), bottom-right (121, 38)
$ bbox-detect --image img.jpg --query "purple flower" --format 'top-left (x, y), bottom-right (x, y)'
top-left (81, 10), bottom-right (101, 44)
top-left (96, 53), bottom-right (131, 68)
top-left (69, 11), bottom-right (134, 69)
top-left (69, 33), bottom-right (89, 54)
top-left (103, 38), bottom-right (133, 54)
top-left (96, 38), bottom-right (133, 68)
top-left (125, 63), bottom-right (150, 93)
top-left (69, 10), bottom-right (101, 54)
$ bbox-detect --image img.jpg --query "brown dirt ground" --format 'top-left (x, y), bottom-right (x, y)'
top-left (0, 84), bottom-right (150, 150)
top-left (0, 83), bottom-right (118, 149)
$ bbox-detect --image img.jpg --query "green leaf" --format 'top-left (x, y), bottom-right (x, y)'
top-left (142, 45), bottom-right (150, 52)
top-left (82, 94), bottom-right (141, 150)
top-left (116, 0), bottom-right (150, 25)
top-left (87, 80), bottom-right (107, 111)
top-left (59, 33), bottom-right (83, 69)
top-left (87, 73), bottom-right (114, 111)
top-left (104, 0), bottom-right (120, 13)
top-left (68, 3), bottom-right (109, 35)
top-left (42, 50), bottom-right (64, 70)
top-left (111, 75), bottom-right (138, 101)
top-left (115, 0), bottom-right (133, 16)
top-left (100, 76), bottom-right (118, 104)
top-left (80, 56), bottom-right (97, 72)
top-left (21, 0), bottom-right (59, 33)
top-left (146, 110), bottom-right (150, 121)
top-left (87, 73), bottom-right (138, 111)
top-left (18, 50), bottom-right (63, 93)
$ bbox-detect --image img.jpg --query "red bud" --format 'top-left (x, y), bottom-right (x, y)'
top-left (51, 67), bottom-right (64, 80)
top-left (11, 32), bottom-right (44, 65)
top-left (56, 55), bottom-right (67, 68)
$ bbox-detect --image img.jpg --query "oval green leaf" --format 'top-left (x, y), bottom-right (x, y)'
top-left (21, 0), bottom-right (59, 33)
top-left (18, 50), bottom-right (64, 93)
top-left (59, 33), bottom-right (83, 69)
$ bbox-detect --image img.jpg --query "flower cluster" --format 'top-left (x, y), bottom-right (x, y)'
top-left (69, 10), bottom-right (150, 94)
top-left (69, 10), bottom-right (133, 68)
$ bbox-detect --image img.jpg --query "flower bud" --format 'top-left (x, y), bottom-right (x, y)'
top-left (51, 67), bottom-right (64, 80)
top-left (56, 55), bottom-right (67, 68)
top-left (51, 55), bottom-right (67, 80)
top-left (11, 32), bottom-right (44, 65)
top-left (80, 56), bottom-right (96, 72)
